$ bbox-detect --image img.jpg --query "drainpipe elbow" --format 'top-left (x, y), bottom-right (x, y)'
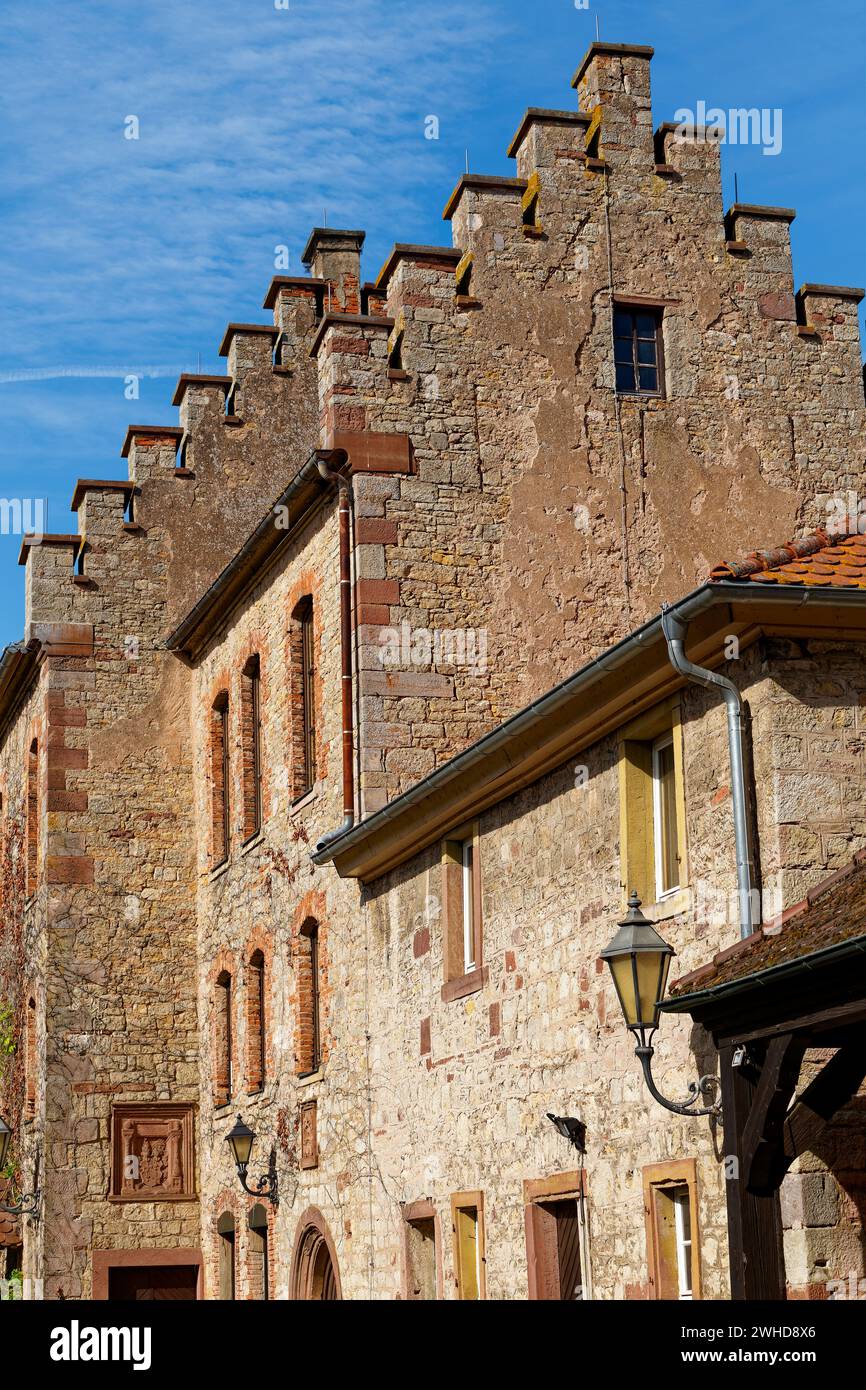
top-left (660, 605), bottom-right (755, 941)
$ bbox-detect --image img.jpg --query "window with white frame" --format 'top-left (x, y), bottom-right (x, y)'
top-left (672, 1187), bottom-right (693, 1300)
top-left (651, 731), bottom-right (680, 899)
top-left (461, 839), bottom-right (476, 973)
top-left (643, 1161), bottom-right (701, 1300)
top-left (442, 824), bottom-right (483, 989)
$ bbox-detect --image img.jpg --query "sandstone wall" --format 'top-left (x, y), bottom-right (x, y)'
top-left (310, 44), bottom-right (865, 808)
top-left (2, 276), bottom-right (327, 1297)
top-left (188, 621), bottom-right (866, 1299)
top-left (191, 499), bottom-right (376, 1298)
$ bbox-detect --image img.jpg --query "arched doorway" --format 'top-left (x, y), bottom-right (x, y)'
top-left (290, 1208), bottom-right (342, 1300)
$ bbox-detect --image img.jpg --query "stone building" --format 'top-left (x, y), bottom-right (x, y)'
top-left (1, 39), bottom-right (865, 1300)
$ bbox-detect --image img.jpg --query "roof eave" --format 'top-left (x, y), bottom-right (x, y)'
top-left (660, 933), bottom-right (866, 1019)
top-left (164, 450), bottom-right (346, 660)
top-left (0, 639), bottom-right (42, 745)
top-left (312, 583), bottom-right (866, 881)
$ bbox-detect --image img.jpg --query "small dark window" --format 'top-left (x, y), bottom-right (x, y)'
top-left (215, 970), bottom-right (233, 1106)
top-left (241, 656), bottom-right (262, 842)
top-left (211, 694), bottom-right (230, 865)
top-left (291, 598), bottom-right (316, 800)
top-left (297, 919), bottom-right (322, 1077)
top-left (308, 923), bottom-right (321, 1074)
top-left (249, 1204), bottom-right (269, 1300)
top-left (217, 1212), bottom-right (236, 1299)
top-left (246, 949), bottom-right (266, 1093)
top-left (26, 739), bottom-right (39, 896)
top-left (613, 306), bottom-right (663, 396)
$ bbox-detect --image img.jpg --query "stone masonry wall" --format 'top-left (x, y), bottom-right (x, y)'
top-left (355, 639), bottom-right (866, 1299)
top-left (191, 500), bottom-right (375, 1299)
top-left (188, 608), bottom-right (866, 1298)
top-left (1, 259), bottom-right (330, 1296)
top-left (2, 34), bottom-right (864, 1302)
top-left (306, 43), bottom-right (865, 809)
top-left (0, 675), bottom-right (47, 1295)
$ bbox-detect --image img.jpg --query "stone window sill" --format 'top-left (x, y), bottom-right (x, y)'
top-left (291, 787), bottom-right (318, 817)
top-left (208, 859), bottom-right (230, 884)
top-left (644, 886), bottom-right (692, 924)
top-left (241, 831), bottom-right (265, 858)
top-left (296, 1068), bottom-right (324, 1089)
top-left (441, 965), bottom-right (488, 1003)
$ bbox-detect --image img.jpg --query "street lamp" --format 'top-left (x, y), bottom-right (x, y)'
top-left (546, 1114), bottom-right (586, 1153)
top-left (225, 1116), bottom-right (278, 1205)
top-left (601, 893), bottom-right (721, 1118)
top-left (0, 1116), bottom-right (42, 1217)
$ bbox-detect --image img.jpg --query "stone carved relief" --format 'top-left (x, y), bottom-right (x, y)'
top-left (300, 1099), bottom-right (318, 1170)
top-left (111, 1104), bottom-right (196, 1201)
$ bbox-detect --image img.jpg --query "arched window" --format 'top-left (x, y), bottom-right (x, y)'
top-left (25, 995), bottom-right (36, 1118)
top-left (290, 598), bottom-right (316, 800)
top-left (26, 739), bottom-right (39, 896)
top-left (217, 1212), bottom-right (236, 1300)
top-left (240, 656), bottom-right (262, 842)
top-left (214, 971), bottom-right (232, 1106)
top-left (210, 693), bottom-right (230, 865)
top-left (296, 919), bottom-right (321, 1077)
top-left (248, 1203), bottom-right (269, 1300)
top-left (246, 949), bottom-right (266, 1094)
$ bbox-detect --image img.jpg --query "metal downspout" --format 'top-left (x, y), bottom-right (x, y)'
top-left (661, 607), bottom-right (756, 940)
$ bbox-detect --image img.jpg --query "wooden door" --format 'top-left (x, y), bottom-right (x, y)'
top-left (108, 1265), bottom-right (198, 1300)
top-left (526, 1198), bottom-right (583, 1299)
top-left (455, 1205), bottom-right (480, 1299)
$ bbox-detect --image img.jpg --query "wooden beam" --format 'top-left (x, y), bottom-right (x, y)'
top-left (716, 997), bottom-right (866, 1046)
top-left (719, 1043), bottom-right (786, 1300)
top-left (780, 1037), bottom-right (866, 1178)
top-left (742, 1033), bottom-right (807, 1195)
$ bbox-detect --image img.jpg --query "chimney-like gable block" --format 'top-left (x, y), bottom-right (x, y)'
top-left (571, 41), bottom-right (655, 165)
top-left (302, 228), bottom-right (365, 314)
top-left (508, 108), bottom-right (593, 186)
top-left (171, 374), bottom-right (233, 408)
top-left (19, 535), bottom-right (82, 625)
top-left (120, 425), bottom-right (183, 460)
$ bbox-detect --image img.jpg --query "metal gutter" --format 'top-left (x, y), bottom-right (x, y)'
top-left (311, 582), bottom-right (866, 872)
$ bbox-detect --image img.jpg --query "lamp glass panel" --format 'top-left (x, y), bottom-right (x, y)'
top-left (656, 950), bottom-right (672, 1010)
top-left (228, 1128), bottom-right (254, 1167)
top-left (0, 1119), bottom-right (10, 1169)
top-left (608, 954), bottom-right (640, 1027)
top-left (635, 949), bottom-right (668, 1027)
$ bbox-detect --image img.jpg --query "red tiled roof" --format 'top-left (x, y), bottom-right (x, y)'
top-left (669, 851), bottom-right (866, 997)
top-left (709, 529), bottom-right (866, 587)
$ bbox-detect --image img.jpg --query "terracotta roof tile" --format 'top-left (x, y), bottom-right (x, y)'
top-left (669, 850), bottom-right (866, 996)
top-left (709, 528), bottom-right (866, 587)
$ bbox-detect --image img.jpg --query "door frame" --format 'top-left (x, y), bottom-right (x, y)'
top-left (92, 1248), bottom-right (203, 1300)
top-left (524, 1170), bottom-right (591, 1300)
top-left (289, 1207), bottom-right (342, 1300)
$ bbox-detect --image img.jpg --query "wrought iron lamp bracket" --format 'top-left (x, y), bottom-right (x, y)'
top-left (634, 1042), bottom-right (722, 1119)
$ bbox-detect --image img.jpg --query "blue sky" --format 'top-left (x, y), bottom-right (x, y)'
top-left (0, 0), bottom-right (863, 646)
